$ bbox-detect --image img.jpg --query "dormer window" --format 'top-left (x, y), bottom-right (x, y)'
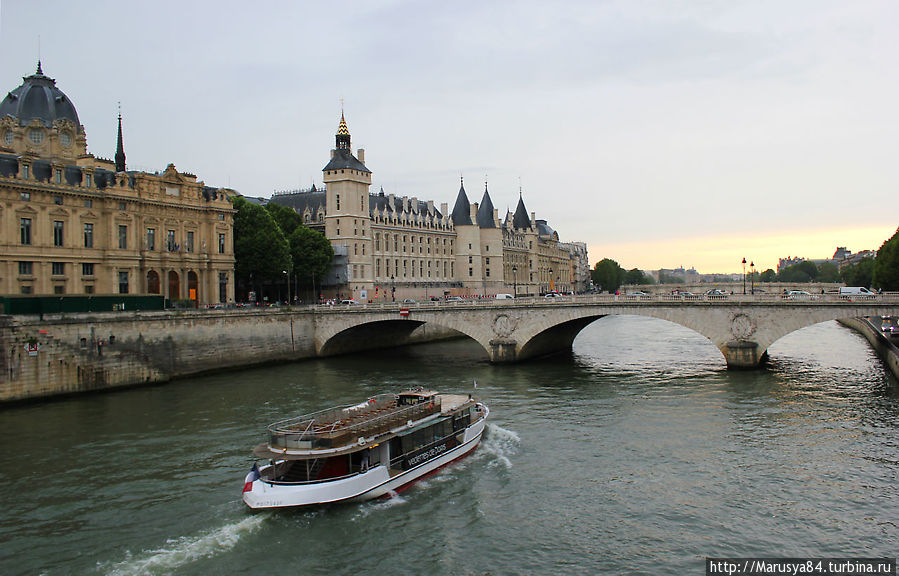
top-left (3, 130), bottom-right (12, 145)
top-left (60, 132), bottom-right (71, 147)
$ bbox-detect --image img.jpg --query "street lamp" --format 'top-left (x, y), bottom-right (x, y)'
top-left (742, 258), bottom-right (747, 295)
top-left (512, 265), bottom-right (518, 297)
top-left (390, 275), bottom-right (395, 302)
top-left (550, 268), bottom-right (554, 294)
top-left (750, 261), bottom-right (755, 295)
top-left (282, 269), bottom-right (290, 306)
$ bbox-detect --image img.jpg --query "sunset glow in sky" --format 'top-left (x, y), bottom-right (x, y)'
top-left (2, 1), bottom-right (896, 273)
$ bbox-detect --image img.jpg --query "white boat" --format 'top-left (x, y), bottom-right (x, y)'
top-left (242, 389), bottom-right (489, 509)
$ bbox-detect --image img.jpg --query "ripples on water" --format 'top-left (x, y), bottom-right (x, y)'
top-left (0, 316), bottom-right (896, 575)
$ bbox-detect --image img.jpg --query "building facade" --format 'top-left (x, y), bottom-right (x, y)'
top-left (0, 63), bottom-right (236, 304)
top-left (270, 115), bottom-right (588, 301)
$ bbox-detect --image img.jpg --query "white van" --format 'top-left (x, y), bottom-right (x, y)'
top-left (840, 287), bottom-right (877, 297)
top-left (495, 293), bottom-right (514, 300)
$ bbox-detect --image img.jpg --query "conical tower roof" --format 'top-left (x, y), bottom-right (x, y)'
top-left (451, 179), bottom-right (473, 226)
top-left (513, 192), bottom-right (531, 229)
top-left (476, 183), bottom-right (496, 228)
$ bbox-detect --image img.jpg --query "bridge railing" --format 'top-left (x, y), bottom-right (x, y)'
top-left (305, 291), bottom-right (899, 311)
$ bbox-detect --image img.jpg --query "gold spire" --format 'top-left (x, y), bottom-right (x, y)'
top-left (337, 112), bottom-right (349, 136)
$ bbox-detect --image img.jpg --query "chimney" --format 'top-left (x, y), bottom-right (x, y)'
top-left (531, 211), bottom-right (536, 227)
top-left (493, 208), bottom-right (499, 224)
top-left (402, 196), bottom-right (409, 213)
top-left (330, 149), bottom-right (336, 159)
top-left (427, 200), bottom-right (434, 214)
top-left (411, 197), bottom-right (418, 213)
top-left (471, 202), bottom-right (479, 221)
top-left (440, 202), bottom-right (448, 216)
top-left (357, 148), bottom-right (365, 163)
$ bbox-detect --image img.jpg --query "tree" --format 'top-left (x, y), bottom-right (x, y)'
top-left (265, 202), bottom-right (303, 238)
top-left (592, 258), bottom-right (625, 293)
top-left (760, 269), bottom-right (777, 282)
top-left (778, 260), bottom-right (817, 283)
top-left (842, 257), bottom-right (874, 288)
top-left (233, 198), bottom-right (290, 300)
top-left (816, 261), bottom-right (840, 283)
top-left (658, 271), bottom-right (685, 284)
top-left (872, 227), bottom-right (899, 290)
top-left (289, 225), bottom-right (334, 298)
top-left (624, 268), bottom-right (654, 285)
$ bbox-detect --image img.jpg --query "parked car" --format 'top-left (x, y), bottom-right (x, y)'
top-left (402, 298), bottom-right (418, 304)
top-left (704, 289), bottom-right (728, 297)
top-left (340, 299), bottom-right (357, 305)
top-left (544, 292), bottom-right (563, 299)
top-left (445, 296), bottom-right (464, 302)
top-left (495, 293), bottom-right (514, 300)
top-left (626, 291), bottom-right (649, 297)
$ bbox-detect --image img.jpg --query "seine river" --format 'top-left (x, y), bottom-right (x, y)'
top-left (1, 316), bottom-right (896, 575)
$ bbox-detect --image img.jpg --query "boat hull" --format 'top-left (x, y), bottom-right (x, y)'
top-left (243, 405), bottom-right (487, 509)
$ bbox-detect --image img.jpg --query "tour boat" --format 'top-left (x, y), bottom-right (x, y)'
top-left (242, 389), bottom-right (489, 509)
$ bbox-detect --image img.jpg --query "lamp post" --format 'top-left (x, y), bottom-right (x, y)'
top-left (742, 257), bottom-right (747, 295)
top-left (391, 275), bottom-right (395, 302)
top-left (550, 268), bottom-right (554, 294)
top-left (750, 261), bottom-right (755, 295)
top-left (282, 269), bottom-right (290, 306)
top-left (512, 265), bottom-right (518, 297)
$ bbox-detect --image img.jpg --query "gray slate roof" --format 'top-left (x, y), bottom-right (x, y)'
top-left (0, 62), bottom-right (81, 129)
top-left (476, 186), bottom-right (496, 228)
top-left (451, 183), bottom-right (473, 226)
top-left (513, 195), bottom-right (531, 229)
top-left (322, 149), bottom-right (370, 173)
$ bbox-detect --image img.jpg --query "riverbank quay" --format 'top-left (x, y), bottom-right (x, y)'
top-left (838, 317), bottom-right (899, 382)
top-left (0, 307), bottom-right (454, 404)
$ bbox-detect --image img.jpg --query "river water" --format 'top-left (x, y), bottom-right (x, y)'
top-left (0, 316), bottom-right (896, 575)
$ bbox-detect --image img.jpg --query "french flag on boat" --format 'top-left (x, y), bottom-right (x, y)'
top-left (243, 463), bottom-right (260, 493)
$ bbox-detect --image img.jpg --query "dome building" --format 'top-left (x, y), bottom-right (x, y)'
top-left (0, 62), bottom-right (236, 304)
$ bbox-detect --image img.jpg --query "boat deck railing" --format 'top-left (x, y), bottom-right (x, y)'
top-left (268, 394), bottom-right (442, 451)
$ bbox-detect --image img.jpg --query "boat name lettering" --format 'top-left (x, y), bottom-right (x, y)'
top-left (407, 443), bottom-right (448, 467)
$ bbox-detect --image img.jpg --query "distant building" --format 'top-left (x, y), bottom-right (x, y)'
top-left (777, 256), bottom-right (806, 273)
top-left (268, 114), bottom-right (588, 299)
top-left (0, 62), bottom-right (236, 303)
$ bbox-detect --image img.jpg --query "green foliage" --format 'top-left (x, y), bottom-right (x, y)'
top-left (289, 226), bottom-right (334, 286)
top-left (658, 271), bottom-right (685, 284)
top-left (592, 258), bottom-right (625, 292)
top-left (778, 260), bottom-right (817, 283)
top-left (760, 269), bottom-right (777, 282)
top-left (234, 200), bottom-right (290, 283)
top-left (624, 268), bottom-right (654, 285)
top-left (842, 258), bottom-right (874, 288)
top-left (816, 261), bottom-right (840, 283)
top-left (872, 227), bottom-right (899, 290)
top-left (265, 202), bottom-right (303, 237)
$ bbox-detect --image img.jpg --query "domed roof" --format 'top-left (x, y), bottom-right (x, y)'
top-left (0, 62), bottom-right (82, 130)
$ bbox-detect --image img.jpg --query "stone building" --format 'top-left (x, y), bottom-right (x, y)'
top-left (0, 63), bottom-right (236, 304)
top-left (270, 114), bottom-right (587, 300)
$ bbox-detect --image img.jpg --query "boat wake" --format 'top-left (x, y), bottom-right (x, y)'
top-left (101, 514), bottom-right (265, 576)
top-left (478, 423), bottom-right (520, 469)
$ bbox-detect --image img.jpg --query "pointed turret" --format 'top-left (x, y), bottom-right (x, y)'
top-left (336, 112), bottom-right (351, 150)
top-left (115, 110), bottom-right (126, 172)
top-left (476, 182), bottom-right (496, 228)
top-left (513, 191), bottom-right (531, 230)
top-left (451, 177), bottom-right (473, 226)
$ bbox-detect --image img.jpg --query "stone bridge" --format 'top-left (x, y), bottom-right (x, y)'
top-left (314, 294), bottom-right (899, 368)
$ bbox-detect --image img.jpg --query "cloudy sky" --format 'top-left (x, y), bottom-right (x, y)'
top-left (2, 1), bottom-right (896, 273)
